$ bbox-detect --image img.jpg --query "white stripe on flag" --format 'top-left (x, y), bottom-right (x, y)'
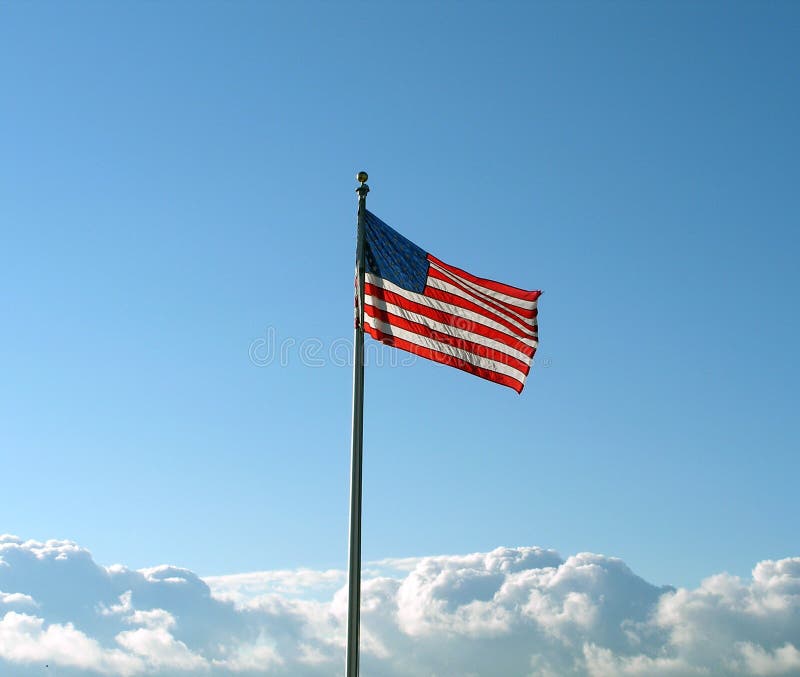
top-left (364, 273), bottom-right (538, 348)
top-left (425, 275), bottom-right (536, 333)
top-left (363, 314), bottom-right (529, 383)
top-left (428, 260), bottom-right (538, 313)
top-left (364, 295), bottom-right (534, 364)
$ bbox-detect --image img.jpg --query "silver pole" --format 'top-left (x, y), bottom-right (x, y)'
top-left (346, 171), bottom-right (369, 677)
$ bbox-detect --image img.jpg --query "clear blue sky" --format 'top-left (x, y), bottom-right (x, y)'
top-left (1, 1), bottom-right (797, 590)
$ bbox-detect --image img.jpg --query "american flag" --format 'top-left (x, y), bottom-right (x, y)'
top-left (359, 211), bottom-right (540, 393)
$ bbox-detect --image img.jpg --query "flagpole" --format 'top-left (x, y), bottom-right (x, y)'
top-left (346, 171), bottom-right (369, 677)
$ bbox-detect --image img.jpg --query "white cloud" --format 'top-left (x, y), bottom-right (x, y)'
top-left (0, 611), bottom-right (143, 675)
top-left (1, 535), bottom-right (799, 675)
top-left (737, 642), bottom-right (800, 675)
top-left (205, 568), bottom-right (344, 606)
top-left (582, 643), bottom-right (708, 676)
top-left (0, 591), bottom-right (37, 608)
top-left (115, 624), bottom-right (207, 671)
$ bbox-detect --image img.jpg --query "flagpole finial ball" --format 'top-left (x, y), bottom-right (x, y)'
top-left (357, 171), bottom-right (368, 184)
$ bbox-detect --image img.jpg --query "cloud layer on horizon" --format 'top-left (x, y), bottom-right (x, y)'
top-left (1, 535), bottom-right (800, 676)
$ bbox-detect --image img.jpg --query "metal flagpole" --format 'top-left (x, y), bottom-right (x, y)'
top-left (346, 171), bottom-right (369, 677)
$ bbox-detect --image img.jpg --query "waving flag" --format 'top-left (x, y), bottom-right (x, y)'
top-left (360, 211), bottom-right (540, 393)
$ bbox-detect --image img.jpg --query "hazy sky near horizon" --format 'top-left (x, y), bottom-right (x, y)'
top-left (1, 1), bottom-right (798, 591)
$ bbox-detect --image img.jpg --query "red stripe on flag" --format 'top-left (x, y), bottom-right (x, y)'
top-left (364, 283), bottom-right (535, 357)
top-left (427, 265), bottom-right (538, 323)
top-left (364, 304), bottom-right (531, 374)
top-left (364, 323), bottom-right (526, 393)
top-left (428, 254), bottom-right (541, 302)
top-left (422, 286), bottom-right (534, 340)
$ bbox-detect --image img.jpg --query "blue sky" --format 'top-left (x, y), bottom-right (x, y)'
top-left (1, 0), bottom-right (798, 598)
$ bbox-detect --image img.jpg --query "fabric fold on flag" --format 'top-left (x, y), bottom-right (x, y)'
top-left (360, 210), bottom-right (541, 393)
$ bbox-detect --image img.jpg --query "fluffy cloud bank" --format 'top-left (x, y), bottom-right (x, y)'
top-left (1, 535), bottom-right (799, 676)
